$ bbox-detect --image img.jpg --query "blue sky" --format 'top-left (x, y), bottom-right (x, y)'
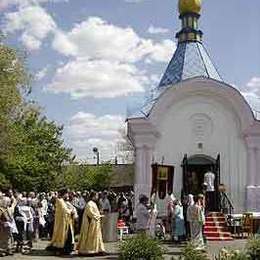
top-left (1, 0), bottom-right (260, 162)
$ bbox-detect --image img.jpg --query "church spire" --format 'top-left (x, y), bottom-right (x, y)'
top-left (128, 0), bottom-right (223, 118)
top-left (158, 0), bottom-right (223, 88)
top-left (176, 0), bottom-right (203, 43)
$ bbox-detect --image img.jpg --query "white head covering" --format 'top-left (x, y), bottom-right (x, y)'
top-left (17, 194), bottom-right (27, 206)
top-left (0, 196), bottom-right (11, 208)
top-left (169, 193), bottom-right (176, 202)
top-left (188, 194), bottom-right (194, 206)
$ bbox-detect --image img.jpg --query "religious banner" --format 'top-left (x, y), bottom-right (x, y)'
top-left (151, 164), bottom-right (174, 199)
top-left (158, 166), bottom-right (168, 180)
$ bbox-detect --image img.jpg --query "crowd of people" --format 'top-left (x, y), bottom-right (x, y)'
top-left (136, 191), bottom-right (206, 250)
top-left (0, 187), bottom-right (206, 257)
top-left (0, 188), bottom-right (134, 257)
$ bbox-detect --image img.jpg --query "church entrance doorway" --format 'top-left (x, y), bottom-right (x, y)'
top-left (182, 154), bottom-right (220, 212)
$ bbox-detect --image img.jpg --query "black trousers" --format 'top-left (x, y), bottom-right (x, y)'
top-left (206, 191), bottom-right (216, 212)
top-left (63, 227), bottom-right (73, 255)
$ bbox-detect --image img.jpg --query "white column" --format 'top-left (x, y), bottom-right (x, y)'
top-left (134, 146), bottom-right (145, 209)
top-left (256, 148), bottom-right (260, 186)
top-left (134, 145), bottom-right (154, 210)
top-left (246, 147), bottom-right (257, 211)
top-left (255, 148), bottom-right (260, 211)
top-left (144, 146), bottom-right (153, 197)
top-left (135, 147), bottom-right (143, 184)
top-left (247, 147), bottom-right (257, 186)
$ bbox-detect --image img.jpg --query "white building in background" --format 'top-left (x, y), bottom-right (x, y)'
top-left (127, 0), bottom-right (260, 213)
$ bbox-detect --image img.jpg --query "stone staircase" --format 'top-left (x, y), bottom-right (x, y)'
top-left (204, 212), bottom-right (233, 241)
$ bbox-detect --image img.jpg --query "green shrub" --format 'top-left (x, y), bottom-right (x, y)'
top-left (118, 234), bottom-right (166, 260)
top-left (246, 237), bottom-right (260, 259)
top-left (215, 248), bottom-right (250, 260)
top-left (179, 242), bottom-right (208, 260)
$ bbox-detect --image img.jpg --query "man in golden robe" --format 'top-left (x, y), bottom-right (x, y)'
top-left (46, 188), bottom-right (75, 255)
top-left (78, 191), bottom-right (106, 256)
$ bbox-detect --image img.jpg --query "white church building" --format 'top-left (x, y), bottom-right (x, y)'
top-left (127, 0), bottom-right (260, 213)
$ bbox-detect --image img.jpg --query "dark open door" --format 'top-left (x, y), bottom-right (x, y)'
top-left (181, 154), bottom-right (188, 197)
top-left (215, 153), bottom-right (221, 211)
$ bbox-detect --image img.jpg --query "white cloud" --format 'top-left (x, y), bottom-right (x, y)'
top-left (246, 77), bottom-right (260, 93)
top-left (241, 77), bottom-right (260, 112)
top-left (148, 25), bottom-right (169, 35)
top-left (3, 5), bottom-right (56, 50)
top-left (124, 0), bottom-right (144, 3)
top-left (35, 66), bottom-right (49, 81)
top-left (242, 91), bottom-right (260, 112)
top-left (0, 0), bottom-right (68, 11)
top-left (3, 7), bottom-right (175, 98)
top-left (47, 59), bottom-right (146, 98)
top-left (52, 31), bottom-right (77, 56)
top-left (52, 17), bottom-right (175, 63)
top-left (66, 112), bottom-right (125, 161)
top-left (0, 0), bottom-right (23, 10)
top-left (241, 77), bottom-right (260, 97)
top-left (20, 33), bottom-right (42, 50)
top-left (49, 17), bottom-right (175, 98)
top-left (145, 39), bottom-right (174, 63)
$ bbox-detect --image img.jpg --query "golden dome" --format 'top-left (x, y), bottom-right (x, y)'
top-left (178, 0), bottom-right (202, 15)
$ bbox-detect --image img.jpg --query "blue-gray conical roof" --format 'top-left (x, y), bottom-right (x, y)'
top-left (159, 41), bottom-right (222, 88)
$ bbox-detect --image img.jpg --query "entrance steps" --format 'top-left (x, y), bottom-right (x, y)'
top-left (204, 212), bottom-right (233, 241)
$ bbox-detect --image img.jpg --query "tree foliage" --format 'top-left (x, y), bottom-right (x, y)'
top-left (0, 43), bottom-right (30, 159)
top-left (3, 104), bottom-right (74, 191)
top-left (58, 164), bottom-right (113, 191)
top-left (0, 41), bottom-right (75, 191)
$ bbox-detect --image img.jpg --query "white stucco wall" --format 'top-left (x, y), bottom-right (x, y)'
top-left (150, 93), bottom-right (247, 212)
top-left (128, 78), bottom-right (260, 213)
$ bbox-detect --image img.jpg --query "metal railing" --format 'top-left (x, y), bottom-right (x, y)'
top-left (219, 191), bottom-right (234, 215)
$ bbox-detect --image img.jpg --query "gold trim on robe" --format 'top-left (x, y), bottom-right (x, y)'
top-left (78, 200), bottom-right (105, 255)
top-left (49, 198), bottom-right (75, 249)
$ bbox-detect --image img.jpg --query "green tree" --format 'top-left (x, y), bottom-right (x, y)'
top-left (0, 43), bottom-right (30, 160)
top-left (87, 164), bottom-right (113, 190)
top-left (60, 163), bottom-right (113, 191)
top-left (4, 104), bottom-right (74, 191)
top-left (0, 41), bottom-right (75, 191)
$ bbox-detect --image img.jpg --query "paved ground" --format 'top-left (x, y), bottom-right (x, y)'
top-left (3, 239), bottom-right (247, 260)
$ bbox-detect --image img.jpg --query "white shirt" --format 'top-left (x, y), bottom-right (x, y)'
top-left (99, 198), bottom-right (111, 213)
top-left (157, 197), bottom-right (167, 217)
top-left (204, 171), bottom-right (215, 192)
top-left (41, 199), bottom-right (48, 216)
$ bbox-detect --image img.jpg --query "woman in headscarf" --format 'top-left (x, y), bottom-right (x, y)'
top-left (183, 194), bottom-right (194, 240)
top-left (148, 196), bottom-right (158, 238)
top-left (172, 200), bottom-right (186, 243)
top-left (0, 194), bottom-right (14, 256)
top-left (187, 194), bottom-right (194, 206)
top-left (14, 195), bottom-right (35, 252)
top-left (187, 195), bottom-right (205, 250)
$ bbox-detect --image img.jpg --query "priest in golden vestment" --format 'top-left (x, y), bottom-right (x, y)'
top-left (46, 188), bottom-right (75, 255)
top-left (78, 191), bottom-right (106, 256)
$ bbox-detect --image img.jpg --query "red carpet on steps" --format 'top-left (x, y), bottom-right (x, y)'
top-left (204, 212), bottom-right (233, 241)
